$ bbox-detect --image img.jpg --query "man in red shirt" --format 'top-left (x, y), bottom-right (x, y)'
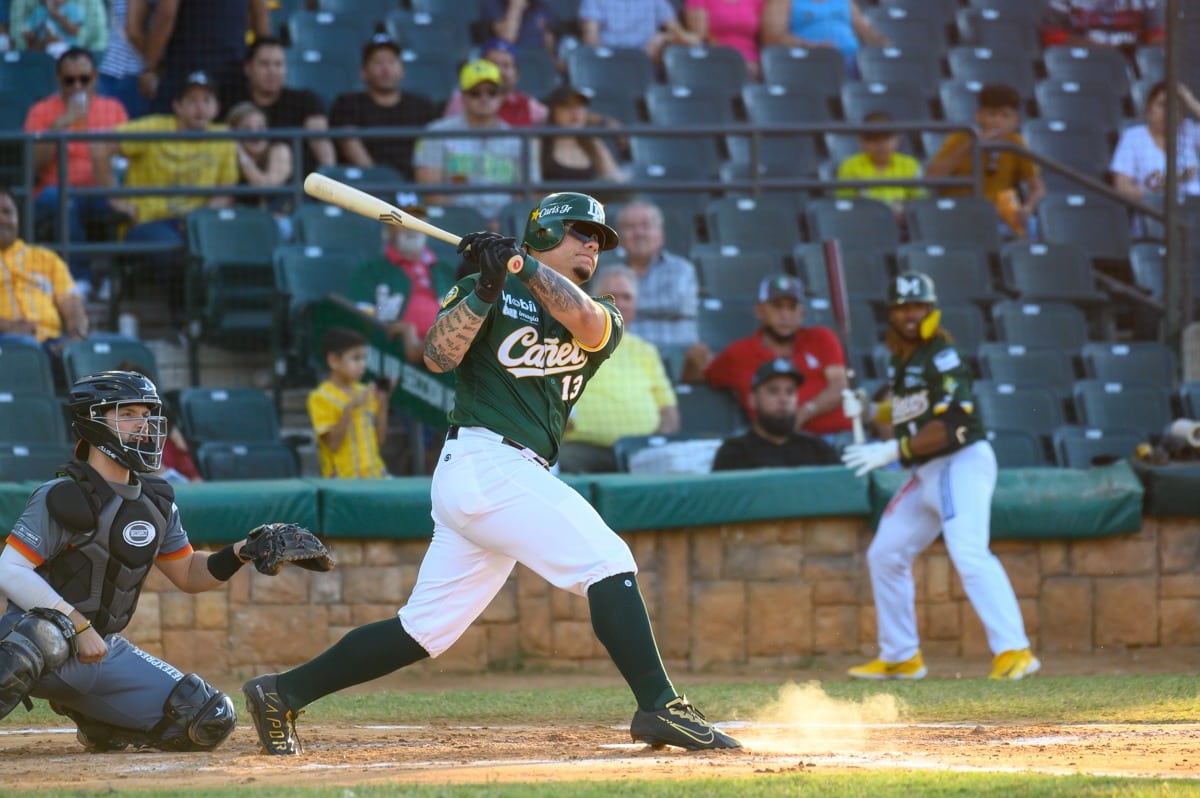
top-left (440, 39), bottom-right (547, 128)
top-left (24, 47), bottom-right (129, 289)
top-left (686, 274), bottom-right (852, 438)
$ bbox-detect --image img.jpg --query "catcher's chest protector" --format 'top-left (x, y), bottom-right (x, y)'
top-left (38, 462), bottom-right (174, 636)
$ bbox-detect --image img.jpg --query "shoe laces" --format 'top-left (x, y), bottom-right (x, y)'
top-left (666, 696), bottom-right (709, 724)
top-left (286, 709), bottom-right (305, 750)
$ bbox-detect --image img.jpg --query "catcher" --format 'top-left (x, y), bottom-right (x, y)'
top-left (0, 370), bottom-right (333, 752)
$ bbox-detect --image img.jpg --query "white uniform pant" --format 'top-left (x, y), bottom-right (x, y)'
top-left (868, 440), bottom-right (1029, 662)
top-left (399, 426), bottom-right (637, 657)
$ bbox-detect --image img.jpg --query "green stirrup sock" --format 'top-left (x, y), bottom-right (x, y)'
top-left (588, 573), bottom-right (676, 712)
top-left (277, 617), bottom-right (429, 710)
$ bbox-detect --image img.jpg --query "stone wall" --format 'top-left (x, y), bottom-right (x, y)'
top-left (123, 516), bottom-right (1200, 676)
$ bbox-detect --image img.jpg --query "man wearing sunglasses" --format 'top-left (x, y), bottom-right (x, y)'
top-left (24, 47), bottom-right (129, 294)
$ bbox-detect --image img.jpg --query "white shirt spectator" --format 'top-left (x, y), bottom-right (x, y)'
top-left (1110, 120), bottom-right (1200, 199)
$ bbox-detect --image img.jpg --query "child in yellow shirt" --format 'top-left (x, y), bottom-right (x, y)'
top-left (836, 111), bottom-right (926, 222)
top-left (308, 327), bottom-right (393, 478)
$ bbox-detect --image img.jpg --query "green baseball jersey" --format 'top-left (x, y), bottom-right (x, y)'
top-left (888, 333), bottom-right (985, 464)
top-left (439, 273), bottom-right (623, 464)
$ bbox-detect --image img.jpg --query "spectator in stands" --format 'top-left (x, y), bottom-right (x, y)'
top-left (130, 0), bottom-right (270, 113)
top-left (760, 0), bottom-right (888, 77)
top-left (836, 110), bottom-right (926, 224)
top-left (413, 59), bottom-right (534, 229)
top-left (442, 38), bottom-right (548, 128)
top-left (579, 0), bottom-right (702, 63)
top-left (97, 0), bottom-right (150, 118)
top-left (480, 0), bottom-right (561, 56)
top-left (89, 70), bottom-right (238, 323)
top-left (684, 0), bottom-right (766, 80)
top-left (711, 358), bottom-right (839, 470)
top-left (0, 187), bottom-right (89, 352)
top-left (559, 265), bottom-right (679, 473)
top-left (344, 193), bottom-right (456, 366)
top-left (328, 34), bottom-right (437, 181)
top-left (24, 46), bottom-right (128, 290)
top-left (926, 83), bottom-right (1045, 241)
top-left (10, 0), bottom-right (106, 54)
top-left (1111, 81), bottom-right (1200, 214)
top-left (606, 198), bottom-right (699, 349)
top-left (218, 35), bottom-right (335, 175)
top-left (309, 326), bottom-right (392, 479)
top-left (683, 274), bottom-right (852, 439)
top-left (1040, 0), bottom-right (1164, 52)
top-left (227, 100), bottom-right (292, 234)
top-left (540, 84), bottom-right (624, 186)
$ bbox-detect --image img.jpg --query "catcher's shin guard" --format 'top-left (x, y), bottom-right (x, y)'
top-left (0, 608), bottom-right (78, 720)
top-left (243, 673), bottom-right (302, 755)
top-left (150, 673), bottom-right (237, 751)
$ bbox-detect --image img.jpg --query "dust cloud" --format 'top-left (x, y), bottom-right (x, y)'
top-left (736, 680), bottom-right (903, 753)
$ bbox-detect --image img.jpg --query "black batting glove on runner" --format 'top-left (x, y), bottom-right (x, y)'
top-left (474, 237), bottom-right (515, 303)
top-left (457, 231), bottom-right (505, 264)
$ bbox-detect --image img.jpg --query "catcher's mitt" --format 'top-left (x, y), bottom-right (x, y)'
top-left (241, 523), bottom-right (335, 576)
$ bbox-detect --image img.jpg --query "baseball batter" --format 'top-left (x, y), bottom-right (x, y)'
top-left (841, 273), bottom-right (1040, 681)
top-left (242, 192), bottom-right (741, 755)
top-left (0, 371), bottom-right (299, 751)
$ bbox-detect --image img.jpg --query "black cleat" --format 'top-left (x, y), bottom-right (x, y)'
top-left (242, 674), bottom-right (302, 755)
top-left (630, 695), bottom-right (742, 751)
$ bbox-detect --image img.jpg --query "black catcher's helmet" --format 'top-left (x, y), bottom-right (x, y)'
top-left (69, 371), bottom-right (166, 473)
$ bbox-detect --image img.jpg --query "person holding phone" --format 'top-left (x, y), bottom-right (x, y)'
top-left (308, 326), bottom-right (394, 479)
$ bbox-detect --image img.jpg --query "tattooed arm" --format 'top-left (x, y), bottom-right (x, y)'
top-left (523, 264), bottom-right (611, 349)
top-left (423, 301), bottom-right (488, 373)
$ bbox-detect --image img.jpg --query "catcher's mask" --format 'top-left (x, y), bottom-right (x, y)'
top-left (888, 271), bottom-right (941, 341)
top-left (523, 192), bottom-right (619, 252)
top-left (69, 370), bottom-right (167, 473)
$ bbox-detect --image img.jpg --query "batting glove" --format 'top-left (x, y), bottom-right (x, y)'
top-left (457, 231), bottom-right (505, 264)
top-left (841, 440), bottom-right (900, 477)
top-left (841, 387), bottom-right (866, 421)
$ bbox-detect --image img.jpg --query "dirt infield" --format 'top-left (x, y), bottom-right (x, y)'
top-left (3, 649), bottom-right (1198, 792)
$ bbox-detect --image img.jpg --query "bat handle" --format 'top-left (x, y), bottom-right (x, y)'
top-left (506, 254), bottom-right (524, 274)
top-left (852, 416), bottom-right (865, 445)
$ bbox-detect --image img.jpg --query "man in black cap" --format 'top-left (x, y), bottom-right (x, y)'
top-left (711, 358), bottom-right (840, 471)
top-left (328, 34), bottom-right (438, 181)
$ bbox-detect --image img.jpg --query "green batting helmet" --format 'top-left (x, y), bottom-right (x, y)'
top-left (522, 192), bottom-right (619, 252)
top-left (888, 271), bottom-right (938, 306)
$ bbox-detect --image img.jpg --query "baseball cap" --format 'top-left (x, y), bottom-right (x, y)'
top-left (758, 274), bottom-right (805, 303)
top-left (544, 84), bottom-right (589, 108)
top-left (361, 32), bottom-right (401, 65)
top-left (480, 38), bottom-right (518, 60)
top-left (751, 358), bottom-right (805, 390)
top-left (179, 70), bottom-right (215, 98)
top-left (460, 59), bottom-right (501, 92)
top-left (394, 190), bottom-right (427, 216)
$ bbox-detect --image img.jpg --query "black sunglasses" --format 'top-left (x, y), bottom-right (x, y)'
top-left (466, 86), bottom-right (500, 99)
top-left (60, 74), bottom-right (93, 87)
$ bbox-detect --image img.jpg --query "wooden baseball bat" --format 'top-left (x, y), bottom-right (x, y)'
top-left (821, 238), bottom-right (866, 444)
top-left (302, 172), bottom-right (523, 272)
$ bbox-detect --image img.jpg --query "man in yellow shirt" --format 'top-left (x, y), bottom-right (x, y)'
top-left (89, 70), bottom-right (238, 323)
top-left (559, 265), bottom-right (679, 473)
top-left (0, 188), bottom-right (89, 351)
top-left (836, 111), bottom-right (926, 222)
top-left (308, 326), bottom-right (393, 479)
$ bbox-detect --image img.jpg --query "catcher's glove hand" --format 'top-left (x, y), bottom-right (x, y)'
top-left (241, 523), bottom-right (335, 576)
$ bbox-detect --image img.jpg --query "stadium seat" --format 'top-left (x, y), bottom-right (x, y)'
top-left (1042, 46), bottom-right (1133, 105)
top-left (1134, 45), bottom-right (1164, 83)
top-left (495, 198), bottom-right (537, 241)
top-left (62, 338), bottom-right (160, 386)
top-left (999, 242), bottom-right (1108, 306)
top-left (991, 300), bottom-right (1091, 351)
top-left (629, 135), bottom-right (722, 183)
top-left (691, 250), bottom-right (790, 301)
top-left (1052, 425), bottom-right (1142, 469)
top-left (839, 80), bottom-right (932, 123)
top-left (938, 78), bottom-right (984, 125)
top-left (974, 380), bottom-right (1064, 440)
top-left (696, 296), bottom-right (755, 353)
top-left (804, 198), bottom-right (901, 255)
top-left (793, 243), bottom-right (889, 304)
top-left (0, 50), bottom-right (57, 107)
top-left (759, 45), bottom-right (845, 105)
top-left (410, 0), bottom-right (481, 12)
top-left (294, 203), bottom-right (385, 262)
top-left (285, 49), bottom-right (358, 108)
top-left (1072, 380), bottom-right (1174, 442)
top-left (178, 387), bottom-right (281, 445)
top-left (644, 84), bottom-right (735, 127)
top-left (977, 342), bottom-right (1076, 403)
top-left (272, 245), bottom-right (360, 385)
top-left (195, 441), bottom-right (300, 480)
top-left (566, 46), bottom-right (655, 103)
top-left (895, 244), bottom-right (1000, 306)
top-left (317, 0), bottom-right (397, 21)
top-left (986, 428), bottom-right (1050, 468)
top-left (1080, 342), bottom-right (1178, 390)
top-left (662, 45), bottom-right (748, 108)
top-left (384, 10), bottom-right (472, 59)
top-left (955, 7), bottom-right (1041, 57)
top-left (735, 84), bottom-right (827, 178)
top-left (0, 338), bottom-right (54, 395)
top-left (880, 0), bottom-right (960, 36)
top-left (286, 10), bottom-right (375, 52)
top-left (863, 6), bottom-right (948, 55)
top-left (1034, 78), bottom-right (1124, 140)
top-left (425, 204), bottom-right (490, 261)
top-left (613, 433), bottom-right (716, 473)
top-left (856, 47), bottom-right (943, 99)
top-left (315, 164), bottom-right (404, 192)
top-left (514, 47), bottom-right (561, 101)
top-left (1037, 193), bottom-right (1133, 264)
top-left (1020, 121), bottom-right (1112, 194)
top-left (937, 302), bottom-right (989, 357)
top-left (398, 50), bottom-right (461, 108)
top-left (904, 196), bottom-right (1002, 254)
top-left (966, 0), bottom-right (1050, 24)
top-left (672, 383), bottom-right (748, 438)
top-left (0, 442), bottom-right (73, 482)
top-left (703, 196), bottom-right (801, 254)
top-left (0, 394), bottom-right (68, 444)
top-left (1129, 242), bottom-right (1165, 300)
top-left (1181, 381), bottom-right (1200, 418)
top-left (946, 45), bottom-right (1037, 105)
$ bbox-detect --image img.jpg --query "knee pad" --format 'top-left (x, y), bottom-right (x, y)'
top-left (151, 673), bottom-right (237, 752)
top-left (0, 608), bottom-right (78, 721)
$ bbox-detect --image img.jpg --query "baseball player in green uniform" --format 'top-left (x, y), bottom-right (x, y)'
top-left (242, 192), bottom-right (741, 755)
top-left (841, 272), bottom-right (1040, 681)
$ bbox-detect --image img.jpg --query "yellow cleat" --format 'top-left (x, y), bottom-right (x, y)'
top-left (989, 648), bottom-right (1041, 680)
top-left (847, 651), bottom-right (927, 680)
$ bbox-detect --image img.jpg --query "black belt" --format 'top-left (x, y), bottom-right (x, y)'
top-left (446, 425), bottom-right (550, 469)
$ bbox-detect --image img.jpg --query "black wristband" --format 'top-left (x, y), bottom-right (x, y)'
top-left (207, 544), bottom-right (246, 581)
